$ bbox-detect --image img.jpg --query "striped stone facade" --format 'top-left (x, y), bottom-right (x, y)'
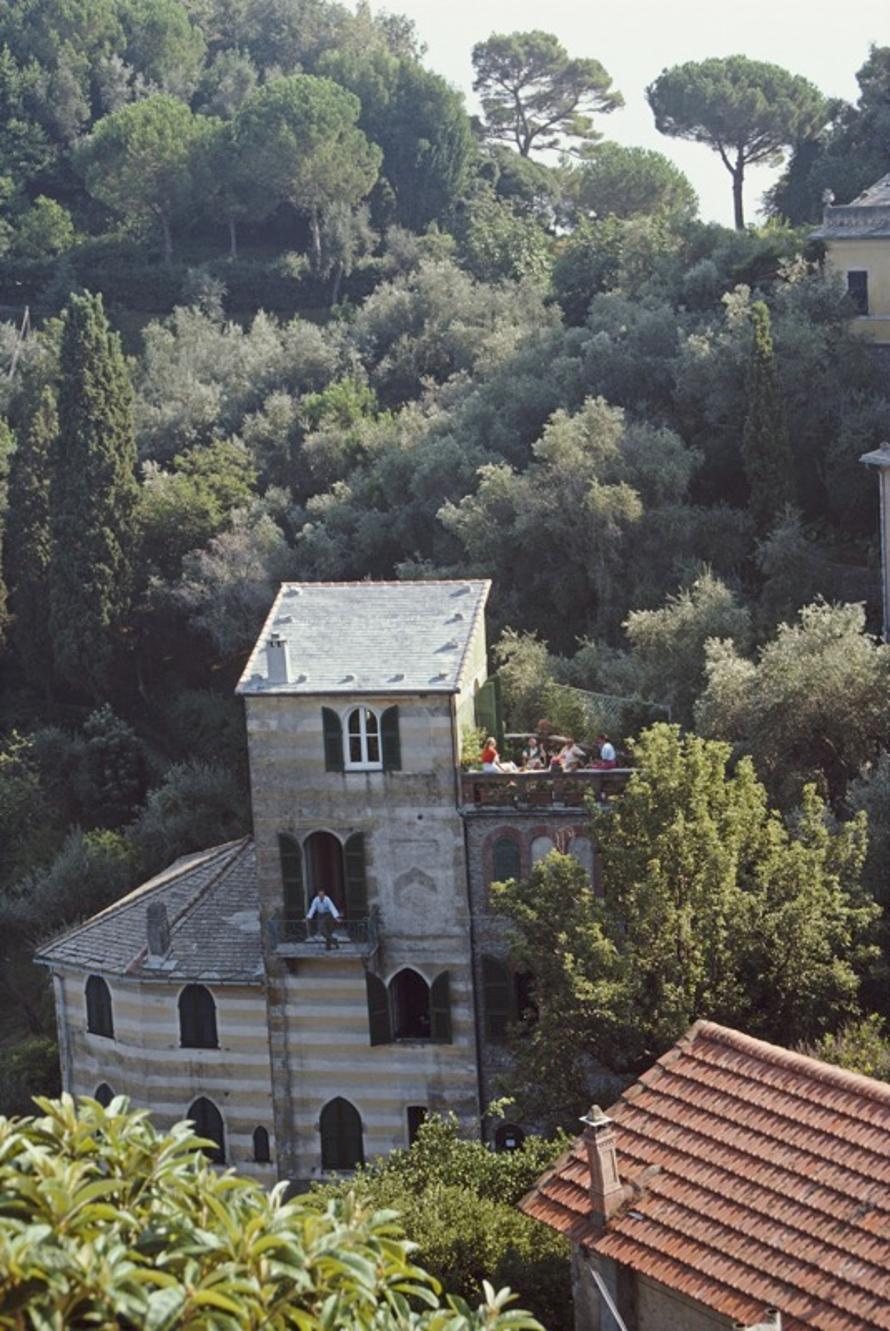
top-left (53, 969), bottom-right (276, 1182)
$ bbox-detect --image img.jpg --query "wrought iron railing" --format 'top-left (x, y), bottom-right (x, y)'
top-left (460, 768), bottom-right (632, 809)
top-left (267, 912), bottom-right (379, 952)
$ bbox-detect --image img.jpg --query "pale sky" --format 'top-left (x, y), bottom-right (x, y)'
top-left (368, 0), bottom-right (890, 225)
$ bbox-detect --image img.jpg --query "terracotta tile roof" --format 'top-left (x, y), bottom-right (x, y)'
top-left (520, 1021), bottom-right (890, 1331)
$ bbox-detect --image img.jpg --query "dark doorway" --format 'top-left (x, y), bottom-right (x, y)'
top-left (406, 1105), bottom-right (427, 1145)
top-left (304, 831), bottom-right (345, 914)
top-left (188, 1097), bottom-right (226, 1164)
top-left (320, 1097), bottom-right (364, 1170)
top-left (390, 968), bottom-right (431, 1040)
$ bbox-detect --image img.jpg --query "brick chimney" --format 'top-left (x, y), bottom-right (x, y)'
top-left (146, 901), bottom-right (170, 957)
top-left (267, 632), bottom-right (290, 684)
top-left (581, 1105), bottom-right (625, 1230)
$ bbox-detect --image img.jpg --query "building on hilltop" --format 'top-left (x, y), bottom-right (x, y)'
top-left (521, 1020), bottom-right (890, 1331)
top-left (813, 174), bottom-right (890, 344)
top-left (37, 579), bottom-right (627, 1183)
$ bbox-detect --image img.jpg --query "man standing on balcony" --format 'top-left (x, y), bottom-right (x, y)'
top-left (306, 887), bottom-right (341, 950)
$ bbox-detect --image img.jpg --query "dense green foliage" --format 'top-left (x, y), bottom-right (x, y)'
top-left (314, 1113), bottom-right (570, 1331)
top-left (0, 2), bottom-right (889, 1145)
top-left (494, 725), bottom-right (880, 1127)
top-left (0, 1095), bottom-right (542, 1329)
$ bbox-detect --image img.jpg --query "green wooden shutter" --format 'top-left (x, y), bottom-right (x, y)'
top-left (381, 705), bottom-right (401, 771)
top-left (474, 677), bottom-right (502, 748)
top-left (344, 832), bottom-right (368, 918)
top-left (492, 836), bottom-right (521, 883)
top-left (322, 707), bottom-right (344, 772)
top-left (430, 970), bottom-right (452, 1044)
top-left (482, 955), bottom-right (512, 1043)
top-left (278, 834), bottom-right (304, 915)
top-left (366, 972), bottom-right (391, 1046)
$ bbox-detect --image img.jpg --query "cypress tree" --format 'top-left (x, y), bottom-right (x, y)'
top-left (5, 390), bottom-right (55, 688)
top-left (741, 299), bottom-right (795, 533)
top-left (0, 418), bottom-right (13, 651)
top-left (50, 293), bottom-right (137, 697)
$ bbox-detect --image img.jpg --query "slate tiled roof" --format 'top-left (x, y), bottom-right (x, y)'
top-left (237, 580), bottom-right (490, 696)
top-left (812, 174), bottom-right (890, 239)
top-left (35, 839), bottom-right (263, 984)
top-left (521, 1021), bottom-right (890, 1331)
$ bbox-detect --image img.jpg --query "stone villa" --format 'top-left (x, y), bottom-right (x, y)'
top-left (37, 579), bottom-right (610, 1183)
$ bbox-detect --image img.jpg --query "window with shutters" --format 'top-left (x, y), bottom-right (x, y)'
top-left (85, 975), bottom-right (114, 1038)
top-left (279, 833), bottom-right (304, 915)
top-left (253, 1126), bottom-right (271, 1164)
top-left (320, 1097), bottom-right (364, 1170)
top-left (391, 968), bottom-right (431, 1040)
top-left (482, 955), bottom-right (513, 1043)
top-left (188, 1096), bottom-right (225, 1164)
top-left (491, 834), bottom-right (521, 885)
top-left (94, 1083), bottom-right (114, 1108)
top-left (178, 984), bottom-right (218, 1049)
top-left (407, 1105), bottom-right (427, 1145)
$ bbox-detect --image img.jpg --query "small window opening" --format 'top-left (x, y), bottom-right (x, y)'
top-left (178, 984), bottom-right (218, 1049)
top-left (188, 1096), bottom-right (226, 1164)
top-left (94, 1083), bottom-right (114, 1108)
top-left (320, 1096), bottom-right (364, 1170)
top-left (253, 1125), bottom-right (271, 1164)
top-left (407, 1105), bottom-right (427, 1145)
top-left (495, 1122), bottom-right (526, 1153)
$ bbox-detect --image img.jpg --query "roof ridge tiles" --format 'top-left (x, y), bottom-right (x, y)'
top-left (691, 1020), bottom-right (890, 1108)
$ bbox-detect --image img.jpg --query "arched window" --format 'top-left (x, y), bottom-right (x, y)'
top-left (482, 955), bottom-right (512, 1043)
top-left (569, 835), bottom-right (594, 883)
top-left (495, 1123), bottom-right (526, 1153)
top-left (530, 835), bottom-right (555, 866)
top-left (85, 975), bottom-right (114, 1038)
top-left (346, 706), bottom-right (381, 769)
top-left (94, 1083), bottom-right (114, 1108)
top-left (390, 968), bottom-right (430, 1040)
top-left (491, 835), bottom-right (521, 884)
top-left (179, 984), bottom-right (218, 1049)
top-left (253, 1126), bottom-right (271, 1164)
top-left (188, 1096), bottom-right (225, 1164)
top-left (320, 1097), bottom-right (364, 1170)
top-left (279, 833), bottom-right (304, 916)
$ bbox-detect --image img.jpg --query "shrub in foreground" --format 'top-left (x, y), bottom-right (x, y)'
top-left (0, 1096), bottom-right (542, 1330)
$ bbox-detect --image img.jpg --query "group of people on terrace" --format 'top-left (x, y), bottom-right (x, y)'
top-left (480, 726), bottom-right (617, 775)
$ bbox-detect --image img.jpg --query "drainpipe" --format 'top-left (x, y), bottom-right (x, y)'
top-left (453, 691), bottom-right (486, 1139)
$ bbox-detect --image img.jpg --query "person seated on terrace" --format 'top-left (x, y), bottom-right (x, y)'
top-left (556, 737), bottom-right (586, 772)
top-left (592, 733), bottom-right (617, 769)
top-left (481, 737), bottom-right (518, 773)
top-left (522, 736), bottom-right (546, 770)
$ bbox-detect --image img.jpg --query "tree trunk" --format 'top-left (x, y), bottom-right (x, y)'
top-left (733, 152), bottom-right (745, 230)
top-left (330, 263), bottom-right (343, 308)
top-left (161, 213), bottom-right (173, 263)
top-left (228, 216), bottom-right (238, 259)
top-left (310, 209), bottom-right (322, 273)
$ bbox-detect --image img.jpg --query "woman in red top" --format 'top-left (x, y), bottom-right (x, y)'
top-left (481, 737), bottom-right (501, 771)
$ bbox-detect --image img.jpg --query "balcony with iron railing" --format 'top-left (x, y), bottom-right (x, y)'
top-left (460, 768), bottom-right (632, 811)
top-left (267, 911), bottom-right (380, 958)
